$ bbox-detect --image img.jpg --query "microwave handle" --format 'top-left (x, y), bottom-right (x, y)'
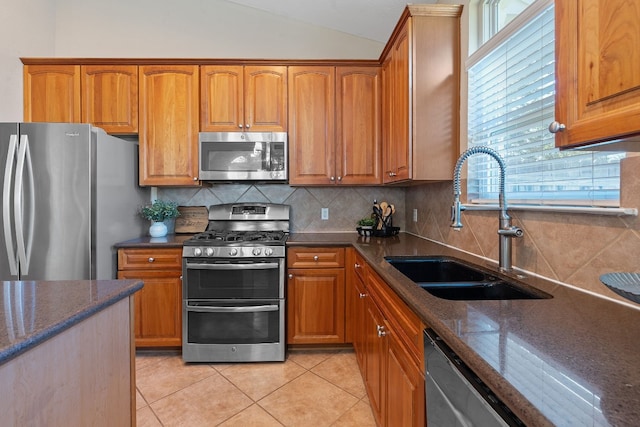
top-left (185, 262), bottom-right (280, 271)
top-left (187, 304), bottom-right (279, 313)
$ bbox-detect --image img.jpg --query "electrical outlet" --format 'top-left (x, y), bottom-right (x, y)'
top-left (321, 208), bottom-right (329, 220)
top-left (413, 208), bottom-right (418, 222)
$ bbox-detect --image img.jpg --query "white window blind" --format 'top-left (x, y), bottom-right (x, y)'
top-left (467, 1), bottom-right (625, 207)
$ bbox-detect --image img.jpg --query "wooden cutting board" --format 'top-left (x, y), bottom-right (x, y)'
top-left (174, 206), bottom-right (208, 233)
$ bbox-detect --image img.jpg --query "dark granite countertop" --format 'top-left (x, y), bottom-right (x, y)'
top-left (288, 232), bottom-right (640, 427)
top-left (0, 279), bottom-right (143, 365)
top-left (114, 234), bottom-right (194, 248)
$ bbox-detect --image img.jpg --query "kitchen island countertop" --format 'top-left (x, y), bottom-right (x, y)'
top-left (288, 232), bottom-right (640, 427)
top-left (0, 279), bottom-right (143, 365)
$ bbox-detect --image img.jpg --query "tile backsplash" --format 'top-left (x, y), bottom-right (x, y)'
top-left (404, 155), bottom-right (640, 307)
top-left (158, 184), bottom-right (406, 233)
top-left (158, 155), bottom-right (640, 306)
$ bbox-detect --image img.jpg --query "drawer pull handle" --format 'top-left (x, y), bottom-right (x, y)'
top-left (148, 257), bottom-right (155, 263)
top-left (313, 255), bottom-right (319, 261)
top-left (377, 325), bottom-right (387, 337)
top-left (359, 293), bottom-right (367, 299)
top-left (355, 263), bottom-right (361, 268)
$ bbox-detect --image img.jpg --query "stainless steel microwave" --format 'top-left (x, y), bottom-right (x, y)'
top-left (199, 132), bottom-right (288, 182)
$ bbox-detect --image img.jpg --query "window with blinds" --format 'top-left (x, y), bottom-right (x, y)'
top-left (467, 0), bottom-right (625, 207)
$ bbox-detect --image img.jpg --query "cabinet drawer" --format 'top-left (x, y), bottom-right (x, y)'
top-left (117, 248), bottom-right (182, 270)
top-left (287, 247), bottom-right (345, 268)
top-left (353, 250), bottom-right (367, 282)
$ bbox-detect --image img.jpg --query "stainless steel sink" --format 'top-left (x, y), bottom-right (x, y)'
top-left (385, 256), bottom-right (551, 301)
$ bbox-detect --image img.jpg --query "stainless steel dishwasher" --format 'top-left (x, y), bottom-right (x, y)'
top-left (424, 329), bottom-right (524, 426)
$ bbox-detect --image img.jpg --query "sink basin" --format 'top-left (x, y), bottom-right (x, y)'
top-left (385, 256), bottom-right (551, 301)
top-left (421, 281), bottom-right (546, 300)
top-left (384, 256), bottom-right (488, 283)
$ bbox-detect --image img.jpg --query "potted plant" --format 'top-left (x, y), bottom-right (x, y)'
top-left (357, 217), bottom-right (375, 236)
top-left (139, 200), bottom-right (180, 237)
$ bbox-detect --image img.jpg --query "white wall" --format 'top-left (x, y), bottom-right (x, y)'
top-left (53, 0), bottom-right (383, 58)
top-left (0, 0), bottom-right (56, 120)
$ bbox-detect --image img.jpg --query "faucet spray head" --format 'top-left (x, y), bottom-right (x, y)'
top-left (450, 199), bottom-right (463, 230)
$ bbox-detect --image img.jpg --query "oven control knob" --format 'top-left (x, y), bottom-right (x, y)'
top-left (252, 247), bottom-right (262, 256)
top-left (205, 247), bottom-right (215, 257)
top-left (264, 247), bottom-right (273, 256)
top-left (193, 248), bottom-right (202, 257)
top-left (229, 248), bottom-right (238, 256)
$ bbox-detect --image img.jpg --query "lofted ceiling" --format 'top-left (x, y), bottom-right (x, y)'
top-left (223, 0), bottom-right (437, 43)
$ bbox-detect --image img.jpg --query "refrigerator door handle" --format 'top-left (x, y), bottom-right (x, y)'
top-left (14, 135), bottom-right (35, 275)
top-left (3, 134), bottom-right (19, 276)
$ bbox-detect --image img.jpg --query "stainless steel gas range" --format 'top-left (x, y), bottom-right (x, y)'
top-left (181, 203), bottom-right (289, 363)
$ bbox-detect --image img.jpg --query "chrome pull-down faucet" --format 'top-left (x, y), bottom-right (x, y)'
top-left (451, 146), bottom-right (523, 271)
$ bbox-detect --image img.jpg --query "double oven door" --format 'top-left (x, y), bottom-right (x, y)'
top-left (182, 256), bottom-right (285, 362)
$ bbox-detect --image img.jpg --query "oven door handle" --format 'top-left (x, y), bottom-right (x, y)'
top-left (185, 262), bottom-right (280, 270)
top-left (187, 304), bottom-right (279, 313)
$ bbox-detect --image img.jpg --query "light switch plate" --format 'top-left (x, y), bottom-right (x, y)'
top-left (321, 208), bottom-right (329, 220)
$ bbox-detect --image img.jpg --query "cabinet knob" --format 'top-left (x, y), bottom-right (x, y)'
top-left (246, 124), bottom-right (251, 129)
top-left (288, 273), bottom-right (293, 279)
top-left (330, 176), bottom-right (335, 181)
top-left (377, 325), bottom-right (387, 337)
top-left (193, 176), bottom-right (198, 181)
top-left (354, 263), bottom-right (361, 268)
top-left (337, 176), bottom-right (342, 182)
top-left (388, 172), bottom-right (397, 177)
top-left (313, 255), bottom-right (319, 261)
top-left (548, 121), bottom-right (566, 133)
top-left (359, 292), bottom-right (367, 299)
top-left (148, 257), bottom-right (155, 263)
top-left (238, 124), bottom-right (243, 128)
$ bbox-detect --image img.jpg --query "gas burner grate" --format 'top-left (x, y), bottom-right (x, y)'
top-left (189, 230), bottom-right (287, 244)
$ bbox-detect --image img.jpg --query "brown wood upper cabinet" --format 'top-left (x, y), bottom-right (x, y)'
top-left (553, 0), bottom-right (640, 149)
top-left (200, 65), bottom-right (287, 132)
top-left (288, 66), bottom-right (381, 185)
top-left (381, 5), bottom-right (462, 183)
top-left (24, 65), bottom-right (138, 134)
top-left (23, 65), bottom-right (81, 123)
top-left (81, 65), bottom-right (138, 134)
top-left (138, 65), bottom-right (200, 186)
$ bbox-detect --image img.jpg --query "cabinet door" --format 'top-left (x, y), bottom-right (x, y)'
top-left (23, 65), bottom-right (81, 123)
top-left (386, 331), bottom-right (426, 427)
top-left (81, 65), bottom-right (138, 134)
top-left (200, 65), bottom-right (244, 131)
top-left (387, 23), bottom-right (411, 183)
top-left (287, 267), bottom-right (345, 344)
top-left (288, 66), bottom-right (336, 185)
top-left (139, 65), bottom-right (200, 186)
top-left (351, 264), bottom-right (367, 373)
top-left (555, 0), bottom-right (640, 148)
top-left (336, 67), bottom-right (382, 185)
top-left (381, 56), bottom-right (395, 183)
top-left (364, 295), bottom-right (386, 426)
top-left (117, 269), bottom-right (182, 347)
top-left (244, 66), bottom-right (287, 132)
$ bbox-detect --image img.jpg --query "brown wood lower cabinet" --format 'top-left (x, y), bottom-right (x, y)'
top-left (117, 247), bottom-right (182, 347)
top-left (350, 249), bottom-right (426, 427)
top-left (287, 247), bottom-right (346, 344)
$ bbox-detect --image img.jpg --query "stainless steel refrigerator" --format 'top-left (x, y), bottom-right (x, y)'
top-left (1, 123), bottom-right (149, 280)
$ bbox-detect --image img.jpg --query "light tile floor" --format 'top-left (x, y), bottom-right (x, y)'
top-left (136, 349), bottom-right (377, 427)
